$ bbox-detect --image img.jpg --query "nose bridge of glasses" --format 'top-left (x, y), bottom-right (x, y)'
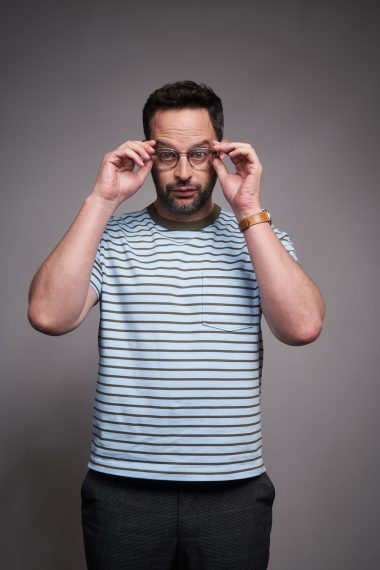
top-left (175, 152), bottom-right (193, 175)
top-left (175, 151), bottom-right (192, 162)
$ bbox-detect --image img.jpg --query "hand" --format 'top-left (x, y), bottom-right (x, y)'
top-left (211, 141), bottom-right (263, 218)
top-left (91, 139), bottom-right (156, 207)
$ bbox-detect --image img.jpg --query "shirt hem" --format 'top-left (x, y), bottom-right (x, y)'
top-left (87, 460), bottom-right (266, 482)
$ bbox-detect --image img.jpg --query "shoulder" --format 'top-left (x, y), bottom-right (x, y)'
top-left (102, 205), bottom-right (151, 237)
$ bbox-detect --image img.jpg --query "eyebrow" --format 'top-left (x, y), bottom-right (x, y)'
top-left (155, 139), bottom-right (212, 150)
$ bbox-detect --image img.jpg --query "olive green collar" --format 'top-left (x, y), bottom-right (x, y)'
top-left (147, 201), bottom-right (221, 231)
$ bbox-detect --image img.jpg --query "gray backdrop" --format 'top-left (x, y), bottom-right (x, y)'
top-left (1, 0), bottom-right (379, 568)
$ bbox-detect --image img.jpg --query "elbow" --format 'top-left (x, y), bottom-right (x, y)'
top-left (283, 316), bottom-right (324, 346)
top-left (27, 305), bottom-right (69, 336)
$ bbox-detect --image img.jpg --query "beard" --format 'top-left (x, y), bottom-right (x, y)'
top-left (151, 167), bottom-right (218, 216)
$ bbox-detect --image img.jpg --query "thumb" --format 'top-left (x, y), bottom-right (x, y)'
top-left (135, 158), bottom-right (153, 185)
top-left (212, 156), bottom-right (229, 182)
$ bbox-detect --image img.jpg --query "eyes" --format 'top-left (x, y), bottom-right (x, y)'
top-left (189, 149), bottom-right (209, 161)
top-left (154, 148), bottom-right (217, 170)
top-left (156, 148), bottom-right (209, 160)
top-left (157, 150), bottom-right (178, 161)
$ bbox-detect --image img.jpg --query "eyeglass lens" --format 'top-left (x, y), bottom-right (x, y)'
top-left (154, 149), bottom-right (215, 170)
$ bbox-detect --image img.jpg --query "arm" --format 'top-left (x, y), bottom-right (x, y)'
top-left (232, 215), bottom-right (324, 345)
top-left (27, 139), bottom-right (156, 335)
top-left (211, 140), bottom-right (325, 346)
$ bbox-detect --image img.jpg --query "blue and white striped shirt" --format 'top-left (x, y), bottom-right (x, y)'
top-left (88, 201), bottom-right (297, 481)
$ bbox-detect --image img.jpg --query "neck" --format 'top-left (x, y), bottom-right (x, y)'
top-left (154, 198), bottom-right (214, 222)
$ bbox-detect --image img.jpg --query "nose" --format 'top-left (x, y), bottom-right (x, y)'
top-left (174, 154), bottom-right (192, 180)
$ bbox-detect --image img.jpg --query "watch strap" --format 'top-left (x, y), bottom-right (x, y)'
top-left (238, 209), bottom-right (271, 232)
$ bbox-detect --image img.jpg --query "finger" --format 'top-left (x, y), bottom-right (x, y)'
top-left (228, 144), bottom-right (261, 165)
top-left (229, 146), bottom-right (261, 164)
top-left (213, 140), bottom-right (251, 147)
top-left (120, 148), bottom-right (146, 167)
top-left (213, 141), bottom-right (251, 152)
top-left (140, 140), bottom-right (157, 154)
top-left (123, 141), bottom-right (152, 162)
top-left (134, 157), bottom-right (154, 184)
top-left (229, 148), bottom-right (254, 160)
top-left (211, 141), bottom-right (226, 160)
top-left (141, 139), bottom-right (157, 148)
top-left (139, 143), bottom-right (156, 160)
top-left (211, 156), bottom-right (229, 181)
top-left (213, 142), bottom-right (255, 162)
top-left (212, 142), bottom-right (237, 155)
top-left (117, 140), bottom-right (155, 161)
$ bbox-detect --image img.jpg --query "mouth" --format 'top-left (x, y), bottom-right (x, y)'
top-left (171, 188), bottom-right (197, 197)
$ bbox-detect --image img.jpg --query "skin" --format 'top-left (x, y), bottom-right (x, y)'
top-left (149, 108), bottom-right (219, 220)
top-left (27, 107), bottom-right (325, 344)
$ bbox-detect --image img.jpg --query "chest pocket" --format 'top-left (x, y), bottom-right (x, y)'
top-left (202, 271), bottom-right (260, 332)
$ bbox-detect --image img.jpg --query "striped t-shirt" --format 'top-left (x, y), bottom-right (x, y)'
top-left (88, 201), bottom-right (297, 482)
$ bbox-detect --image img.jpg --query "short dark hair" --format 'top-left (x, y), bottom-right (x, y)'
top-left (142, 80), bottom-right (224, 141)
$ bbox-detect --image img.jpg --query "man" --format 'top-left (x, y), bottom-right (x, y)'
top-left (28, 80), bottom-right (325, 570)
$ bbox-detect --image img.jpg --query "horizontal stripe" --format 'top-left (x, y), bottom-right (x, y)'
top-left (101, 308), bottom-right (261, 318)
top-left (93, 405), bottom-right (260, 418)
top-left (100, 346), bottom-right (261, 354)
top-left (98, 299), bottom-right (259, 307)
top-left (96, 380), bottom-right (261, 389)
top-left (94, 433), bottom-right (262, 446)
top-left (100, 258), bottom-right (254, 268)
top-left (101, 280), bottom-right (257, 291)
top-left (92, 425), bottom-right (262, 438)
top-left (100, 272), bottom-right (256, 283)
top-left (98, 335), bottom-right (262, 344)
top-left (96, 386), bottom-right (259, 394)
top-left (93, 414), bottom-right (261, 429)
top-left (99, 328), bottom-right (260, 336)
top-left (93, 440), bottom-right (263, 456)
top-left (94, 397), bottom-right (260, 409)
top-left (100, 370), bottom-right (257, 380)
top-left (97, 354), bottom-right (260, 362)
top-left (99, 247), bottom-right (250, 258)
top-left (90, 450), bottom-right (261, 468)
top-left (100, 293), bottom-right (257, 302)
top-left (89, 457), bottom-right (265, 478)
top-left (100, 242), bottom-right (249, 254)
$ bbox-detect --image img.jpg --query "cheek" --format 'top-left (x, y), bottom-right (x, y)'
top-left (151, 166), bottom-right (169, 187)
top-left (202, 167), bottom-right (217, 187)
top-left (159, 172), bottom-right (174, 188)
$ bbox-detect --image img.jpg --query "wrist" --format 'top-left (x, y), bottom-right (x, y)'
top-left (233, 202), bottom-right (263, 223)
top-left (85, 193), bottom-right (119, 217)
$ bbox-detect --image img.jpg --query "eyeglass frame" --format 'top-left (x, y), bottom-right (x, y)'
top-left (152, 146), bottom-right (220, 170)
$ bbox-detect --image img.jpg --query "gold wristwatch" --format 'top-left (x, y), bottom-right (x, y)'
top-left (238, 209), bottom-right (271, 232)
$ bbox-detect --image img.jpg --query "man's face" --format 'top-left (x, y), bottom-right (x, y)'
top-left (150, 108), bottom-right (218, 216)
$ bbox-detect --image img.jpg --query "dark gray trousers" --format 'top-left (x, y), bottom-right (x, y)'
top-left (81, 468), bottom-right (275, 570)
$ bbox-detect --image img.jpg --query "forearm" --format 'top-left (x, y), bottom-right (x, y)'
top-left (28, 194), bottom-right (115, 334)
top-left (236, 209), bottom-right (325, 345)
top-left (211, 140), bottom-right (324, 345)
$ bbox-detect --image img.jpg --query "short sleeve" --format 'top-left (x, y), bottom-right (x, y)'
top-left (271, 225), bottom-right (298, 261)
top-left (89, 237), bottom-right (105, 301)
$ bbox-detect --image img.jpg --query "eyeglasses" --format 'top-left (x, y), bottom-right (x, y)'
top-left (153, 147), bottom-right (219, 171)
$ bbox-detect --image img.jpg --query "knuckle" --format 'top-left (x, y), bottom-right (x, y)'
top-left (103, 151), bottom-right (113, 161)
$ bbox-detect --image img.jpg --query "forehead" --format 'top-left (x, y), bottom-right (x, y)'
top-left (150, 108), bottom-right (216, 148)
